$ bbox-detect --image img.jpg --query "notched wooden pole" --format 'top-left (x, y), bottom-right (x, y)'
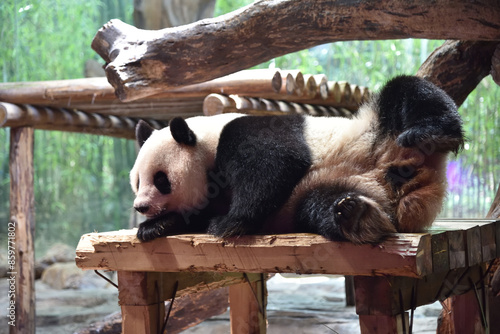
top-left (91, 0), bottom-right (500, 102)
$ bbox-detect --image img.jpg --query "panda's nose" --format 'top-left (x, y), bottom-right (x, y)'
top-left (134, 205), bottom-right (150, 214)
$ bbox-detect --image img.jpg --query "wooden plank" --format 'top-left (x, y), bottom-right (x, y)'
top-left (9, 126), bottom-right (35, 334)
top-left (76, 230), bottom-right (432, 278)
top-left (229, 274), bottom-right (267, 334)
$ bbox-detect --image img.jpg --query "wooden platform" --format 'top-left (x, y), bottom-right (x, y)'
top-left (75, 219), bottom-right (499, 333)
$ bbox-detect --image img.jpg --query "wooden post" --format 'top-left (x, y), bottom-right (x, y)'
top-left (9, 126), bottom-right (35, 334)
top-left (438, 290), bottom-right (487, 334)
top-left (229, 274), bottom-right (267, 334)
top-left (117, 271), bottom-right (166, 334)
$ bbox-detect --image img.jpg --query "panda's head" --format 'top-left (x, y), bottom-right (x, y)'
top-left (130, 118), bottom-right (213, 218)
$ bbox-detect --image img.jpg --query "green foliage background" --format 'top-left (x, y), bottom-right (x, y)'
top-left (1, 0), bottom-right (498, 255)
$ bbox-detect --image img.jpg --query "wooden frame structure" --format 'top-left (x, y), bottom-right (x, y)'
top-left (75, 220), bottom-right (499, 333)
top-left (1, 0), bottom-right (499, 333)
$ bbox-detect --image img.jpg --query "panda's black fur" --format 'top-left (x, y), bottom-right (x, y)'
top-left (131, 76), bottom-right (464, 244)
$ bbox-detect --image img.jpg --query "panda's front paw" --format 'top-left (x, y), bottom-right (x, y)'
top-left (334, 194), bottom-right (366, 231)
top-left (136, 213), bottom-right (187, 242)
top-left (137, 220), bottom-right (166, 242)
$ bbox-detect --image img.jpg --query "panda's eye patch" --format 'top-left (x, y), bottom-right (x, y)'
top-left (154, 171), bottom-right (171, 195)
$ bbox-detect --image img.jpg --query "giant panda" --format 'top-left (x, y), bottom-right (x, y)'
top-left (130, 75), bottom-right (464, 244)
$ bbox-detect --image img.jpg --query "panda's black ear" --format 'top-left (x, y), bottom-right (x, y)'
top-left (136, 120), bottom-right (154, 147)
top-left (169, 117), bottom-right (197, 146)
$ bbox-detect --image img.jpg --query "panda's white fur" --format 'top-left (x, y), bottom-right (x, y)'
top-left (131, 76), bottom-right (464, 244)
top-left (130, 113), bottom-right (244, 217)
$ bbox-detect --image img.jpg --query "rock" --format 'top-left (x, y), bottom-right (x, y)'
top-left (41, 262), bottom-right (116, 290)
top-left (39, 243), bottom-right (76, 264)
top-left (41, 263), bottom-right (84, 289)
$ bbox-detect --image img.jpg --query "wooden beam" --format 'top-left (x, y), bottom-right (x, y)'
top-left (9, 126), bottom-right (35, 334)
top-left (91, 1), bottom-right (500, 101)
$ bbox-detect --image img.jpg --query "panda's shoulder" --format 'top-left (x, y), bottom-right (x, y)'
top-left (219, 114), bottom-right (308, 139)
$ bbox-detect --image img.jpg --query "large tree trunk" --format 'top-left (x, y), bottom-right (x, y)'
top-left (91, 0), bottom-right (500, 101)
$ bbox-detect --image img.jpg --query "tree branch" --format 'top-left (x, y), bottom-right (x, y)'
top-left (417, 40), bottom-right (499, 106)
top-left (92, 0), bottom-right (500, 101)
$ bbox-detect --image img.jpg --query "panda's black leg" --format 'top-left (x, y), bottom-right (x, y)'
top-left (377, 76), bottom-right (464, 153)
top-left (295, 188), bottom-right (366, 242)
top-left (295, 186), bottom-right (396, 244)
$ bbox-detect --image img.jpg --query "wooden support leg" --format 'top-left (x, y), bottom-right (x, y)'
top-left (354, 276), bottom-right (410, 334)
top-left (121, 304), bottom-right (166, 334)
top-left (9, 127), bottom-right (35, 334)
top-left (438, 290), bottom-right (488, 334)
top-left (229, 273), bottom-right (267, 334)
top-left (117, 271), bottom-right (167, 334)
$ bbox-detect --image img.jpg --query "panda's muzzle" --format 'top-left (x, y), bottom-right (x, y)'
top-left (134, 205), bottom-right (150, 215)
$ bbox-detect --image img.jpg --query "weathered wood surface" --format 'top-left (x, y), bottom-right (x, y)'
top-left (416, 40), bottom-right (499, 106)
top-left (76, 229), bottom-right (432, 277)
top-left (9, 127), bottom-right (35, 334)
top-left (0, 102), bottom-right (167, 139)
top-left (91, 0), bottom-right (500, 101)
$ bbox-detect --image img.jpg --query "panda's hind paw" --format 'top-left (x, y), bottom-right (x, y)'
top-left (333, 194), bottom-right (366, 230)
top-left (397, 126), bottom-right (464, 153)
